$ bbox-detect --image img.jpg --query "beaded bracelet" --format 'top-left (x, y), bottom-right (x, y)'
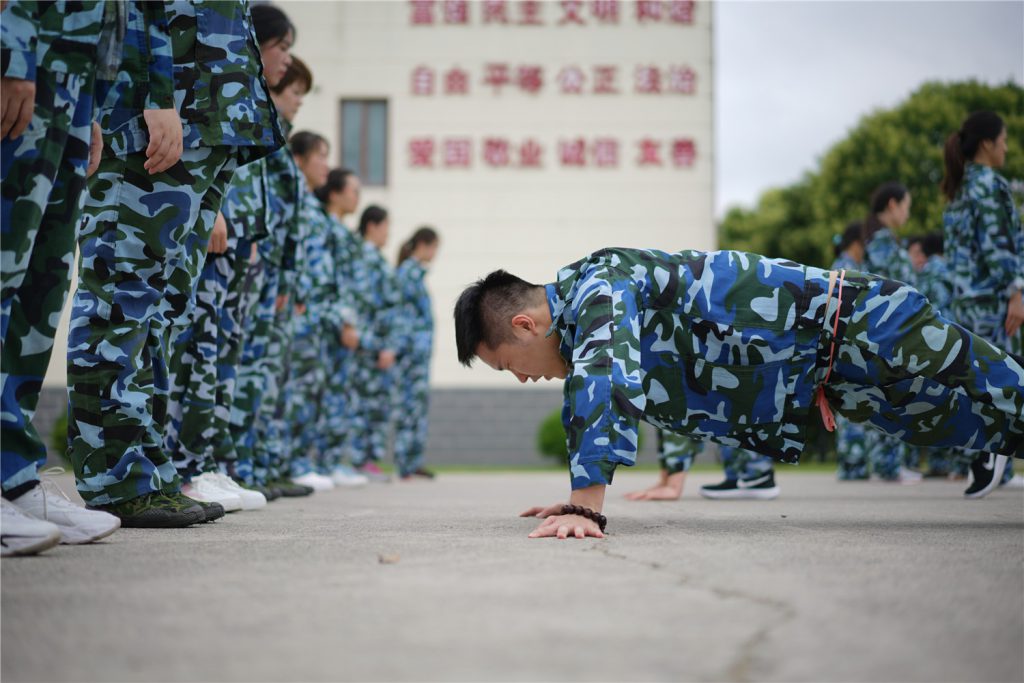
top-left (560, 504), bottom-right (608, 533)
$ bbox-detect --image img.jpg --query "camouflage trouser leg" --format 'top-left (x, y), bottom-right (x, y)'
top-left (722, 447), bottom-right (775, 481)
top-left (208, 244), bottom-right (260, 476)
top-left (0, 70), bottom-right (93, 494)
top-left (252, 297), bottom-right (294, 485)
top-left (67, 147), bottom-right (234, 505)
top-left (826, 279), bottom-right (1024, 461)
top-left (282, 315), bottom-right (324, 480)
top-left (227, 262), bottom-right (277, 483)
top-left (349, 351), bottom-right (393, 467)
top-left (866, 429), bottom-right (910, 480)
top-left (393, 353), bottom-right (430, 477)
top-left (835, 415), bottom-right (869, 480)
top-left (317, 343), bottom-right (354, 475)
top-left (657, 430), bottom-right (703, 474)
top-left (164, 252), bottom-right (232, 481)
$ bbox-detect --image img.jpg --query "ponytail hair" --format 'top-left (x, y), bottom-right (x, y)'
top-left (862, 181), bottom-right (908, 243)
top-left (358, 205), bottom-right (388, 237)
top-left (941, 110), bottom-right (1005, 201)
top-left (397, 226), bottom-right (440, 265)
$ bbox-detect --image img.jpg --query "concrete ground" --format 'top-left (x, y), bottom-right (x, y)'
top-left (2, 471), bottom-right (1022, 683)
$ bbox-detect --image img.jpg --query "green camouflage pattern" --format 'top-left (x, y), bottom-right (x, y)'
top-left (392, 258), bottom-right (434, 476)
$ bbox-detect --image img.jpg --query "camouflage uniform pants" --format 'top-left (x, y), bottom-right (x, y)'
top-left (349, 350), bottom-right (395, 467)
top-left (834, 416), bottom-right (869, 480)
top-left (1, 70), bottom-right (94, 494)
top-left (284, 314), bottom-right (326, 478)
top-left (393, 352), bottom-right (430, 477)
top-left (67, 147), bottom-right (235, 505)
top-left (317, 342), bottom-right (355, 474)
top-left (657, 431), bottom-right (774, 480)
top-left (866, 429), bottom-right (912, 481)
top-left (824, 276), bottom-right (1024, 459)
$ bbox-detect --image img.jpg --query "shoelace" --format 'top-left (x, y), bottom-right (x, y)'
top-left (38, 467), bottom-right (78, 519)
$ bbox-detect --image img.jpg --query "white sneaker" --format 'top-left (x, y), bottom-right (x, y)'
top-left (2, 498), bottom-right (62, 556)
top-left (292, 472), bottom-right (335, 492)
top-left (11, 480), bottom-right (120, 544)
top-left (898, 466), bottom-right (923, 485)
top-left (330, 466), bottom-right (369, 487)
top-left (206, 472), bottom-right (267, 510)
top-left (183, 474), bottom-right (243, 512)
top-left (1002, 474), bottom-right (1024, 490)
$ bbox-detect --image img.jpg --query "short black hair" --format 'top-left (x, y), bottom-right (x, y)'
top-left (251, 4), bottom-right (295, 46)
top-left (314, 168), bottom-right (354, 204)
top-left (289, 130), bottom-right (327, 158)
top-left (833, 220), bottom-right (862, 258)
top-left (454, 270), bottom-right (544, 366)
top-left (922, 231), bottom-right (944, 257)
top-left (358, 205), bottom-right (388, 236)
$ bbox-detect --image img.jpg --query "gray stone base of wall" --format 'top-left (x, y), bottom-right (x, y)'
top-left (34, 386), bottom-right (662, 469)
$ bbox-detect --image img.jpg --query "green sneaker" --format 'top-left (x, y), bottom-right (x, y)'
top-left (88, 492), bottom-right (205, 528)
top-left (192, 500), bottom-right (225, 523)
top-left (267, 479), bottom-right (314, 497)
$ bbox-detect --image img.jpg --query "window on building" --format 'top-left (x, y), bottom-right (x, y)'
top-left (340, 99), bottom-right (388, 186)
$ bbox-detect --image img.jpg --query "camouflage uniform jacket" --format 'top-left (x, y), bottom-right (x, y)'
top-left (262, 123), bottom-right (303, 270)
top-left (221, 157), bottom-right (269, 248)
top-left (353, 242), bottom-right (400, 353)
top-left (99, 1), bottom-right (283, 160)
top-left (864, 227), bottom-right (915, 285)
top-left (546, 248), bottom-right (835, 490)
top-left (325, 218), bottom-right (363, 331)
top-left (1, 0), bottom-right (105, 81)
top-left (294, 191), bottom-right (338, 330)
top-left (915, 255), bottom-right (953, 317)
top-left (830, 251), bottom-right (860, 272)
top-left (394, 258), bottom-right (433, 357)
top-left (942, 163), bottom-right (1024, 307)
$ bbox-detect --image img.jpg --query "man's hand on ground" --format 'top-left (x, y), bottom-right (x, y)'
top-left (142, 108), bottom-right (183, 174)
top-left (528, 514), bottom-right (604, 539)
top-left (519, 502), bottom-right (566, 518)
top-left (1, 77), bottom-right (35, 139)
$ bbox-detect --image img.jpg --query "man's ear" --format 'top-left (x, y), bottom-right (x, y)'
top-left (510, 313), bottom-right (537, 336)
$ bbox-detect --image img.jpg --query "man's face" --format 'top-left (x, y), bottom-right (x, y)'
top-left (476, 316), bottom-right (568, 384)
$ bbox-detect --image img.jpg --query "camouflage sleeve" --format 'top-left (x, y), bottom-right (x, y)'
top-left (140, 0), bottom-right (174, 109)
top-left (563, 263), bottom-right (645, 490)
top-left (330, 229), bottom-right (360, 329)
top-left (1, 1), bottom-right (39, 81)
top-left (978, 181), bottom-right (1024, 297)
top-left (865, 232), bottom-right (915, 285)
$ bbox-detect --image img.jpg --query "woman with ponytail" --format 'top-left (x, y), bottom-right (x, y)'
top-left (941, 111), bottom-right (1023, 494)
top-left (392, 228), bottom-right (441, 480)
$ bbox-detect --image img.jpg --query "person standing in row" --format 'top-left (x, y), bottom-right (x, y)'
top-left (393, 227), bottom-right (441, 481)
top-left (0, 0), bottom-right (121, 554)
top-left (68, 0), bottom-right (284, 527)
top-left (941, 110), bottom-right (1022, 496)
top-left (349, 205), bottom-right (400, 482)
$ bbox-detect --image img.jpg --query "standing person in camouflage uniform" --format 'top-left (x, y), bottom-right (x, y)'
top-left (455, 248), bottom-right (1024, 540)
top-left (229, 57), bottom-right (310, 500)
top-left (942, 110), bottom-right (1023, 496)
top-left (1, 0), bottom-right (122, 554)
top-left (315, 168), bottom-right (370, 486)
top-left (164, 3), bottom-right (295, 513)
top-left (830, 222), bottom-right (870, 481)
top-left (392, 227), bottom-right (441, 480)
top-left (349, 205), bottom-right (400, 482)
top-left (859, 183), bottom-right (922, 484)
top-left (67, 0), bottom-right (284, 528)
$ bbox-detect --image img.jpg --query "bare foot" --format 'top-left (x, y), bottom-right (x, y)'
top-left (625, 485), bottom-right (682, 501)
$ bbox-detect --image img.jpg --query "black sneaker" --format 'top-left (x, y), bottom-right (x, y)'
top-left (267, 479), bottom-right (314, 497)
top-left (252, 484), bottom-right (281, 502)
top-left (89, 492), bottom-right (205, 528)
top-left (192, 500), bottom-right (225, 523)
top-left (964, 453), bottom-right (1008, 499)
top-left (699, 472), bottom-right (780, 500)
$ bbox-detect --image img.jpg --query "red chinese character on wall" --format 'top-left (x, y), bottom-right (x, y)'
top-left (667, 66), bottom-right (696, 94)
top-left (444, 0), bottom-right (469, 24)
top-left (483, 0), bottom-right (509, 23)
top-left (410, 0), bottom-right (435, 25)
top-left (560, 138), bottom-right (587, 166)
top-left (559, 0), bottom-right (585, 24)
top-left (593, 138), bottom-right (619, 167)
top-left (409, 138), bottom-right (435, 167)
top-left (591, 0), bottom-right (620, 23)
top-left (484, 63), bottom-right (510, 93)
top-left (444, 67), bottom-right (470, 94)
top-left (444, 138), bottom-right (472, 167)
top-left (593, 65), bottom-right (618, 93)
top-left (484, 138), bottom-right (511, 167)
top-left (671, 138), bottom-right (696, 167)
top-left (516, 65), bottom-right (544, 93)
top-left (411, 66), bottom-right (435, 95)
top-left (557, 66), bottom-right (586, 94)
top-left (517, 0), bottom-right (544, 25)
top-left (519, 139), bottom-right (544, 167)
top-left (667, 0), bottom-right (694, 24)
top-left (634, 65), bottom-right (661, 93)
top-left (638, 138), bottom-right (662, 166)
top-left (636, 0), bottom-right (663, 22)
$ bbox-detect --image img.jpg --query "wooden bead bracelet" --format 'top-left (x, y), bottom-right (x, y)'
top-left (560, 504), bottom-right (607, 533)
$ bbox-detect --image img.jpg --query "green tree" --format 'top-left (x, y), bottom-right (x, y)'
top-left (720, 80), bottom-right (1024, 267)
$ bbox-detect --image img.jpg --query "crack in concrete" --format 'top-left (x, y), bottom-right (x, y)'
top-left (585, 542), bottom-right (797, 683)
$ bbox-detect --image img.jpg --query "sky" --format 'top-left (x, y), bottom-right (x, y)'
top-left (713, 0), bottom-right (1024, 217)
